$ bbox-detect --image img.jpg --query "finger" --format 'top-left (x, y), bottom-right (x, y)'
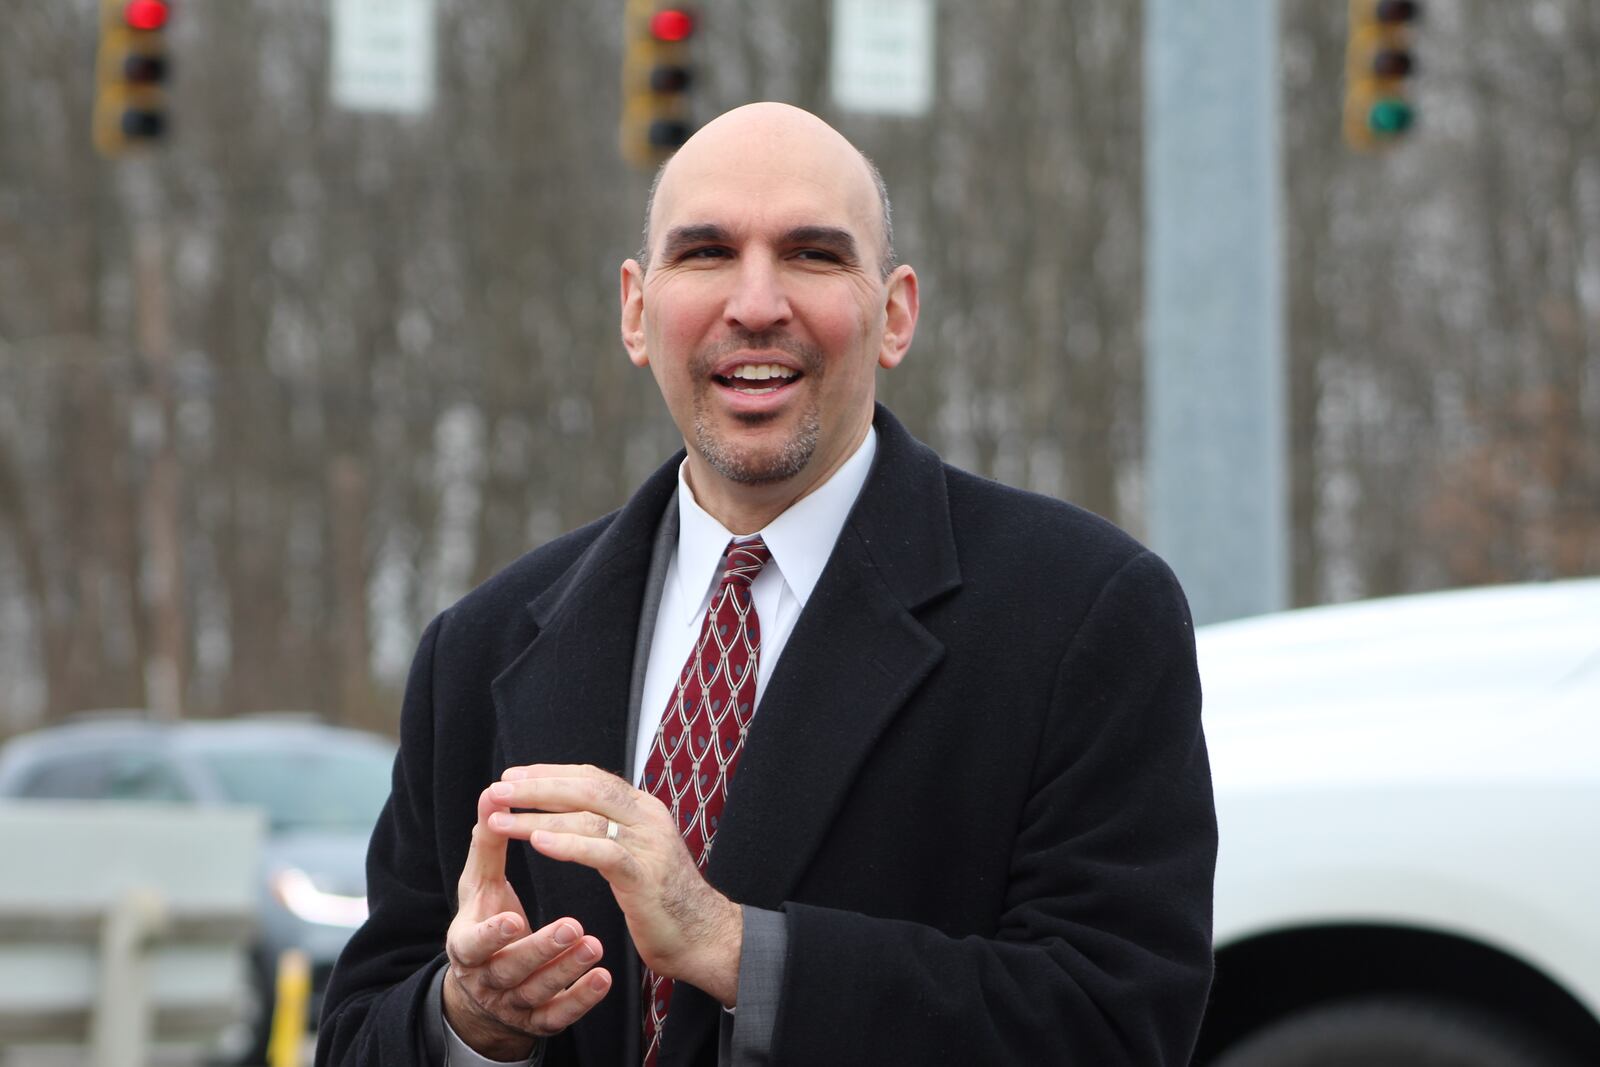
top-left (488, 810), bottom-right (610, 839)
top-left (502, 763), bottom-right (617, 783)
top-left (472, 917), bottom-right (587, 989)
top-left (527, 966), bottom-right (614, 1037)
top-left (458, 787), bottom-right (515, 904)
top-left (529, 829), bottom-right (639, 887)
top-left (448, 911), bottom-right (527, 970)
top-left (479, 781), bottom-right (514, 820)
top-left (492, 774), bottom-right (638, 822)
top-left (502, 934), bottom-right (603, 1006)
top-left (457, 823), bottom-right (511, 911)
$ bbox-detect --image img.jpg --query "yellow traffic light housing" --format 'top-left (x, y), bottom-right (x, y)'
top-left (94, 0), bottom-right (172, 158)
top-left (1343, 0), bottom-right (1419, 152)
top-left (620, 1), bottom-right (697, 169)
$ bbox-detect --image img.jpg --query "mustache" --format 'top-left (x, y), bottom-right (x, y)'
top-left (692, 331), bottom-right (824, 376)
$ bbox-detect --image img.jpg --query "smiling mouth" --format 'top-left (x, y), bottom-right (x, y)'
top-left (714, 362), bottom-right (802, 395)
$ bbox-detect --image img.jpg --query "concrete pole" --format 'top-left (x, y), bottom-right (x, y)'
top-left (1144, 0), bottom-right (1290, 625)
top-left (127, 159), bottom-right (188, 719)
top-left (90, 888), bottom-right (168, 1067)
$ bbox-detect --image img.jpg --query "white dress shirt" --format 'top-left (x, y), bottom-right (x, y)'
top-left (631, 427), bottom-right (878, 786)
top-left (444, 427), bottom-right (878, 1067)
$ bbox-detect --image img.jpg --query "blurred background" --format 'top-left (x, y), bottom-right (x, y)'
top-left (1, 0), bottom-right (1596, 736)
top-left (2, 3), bottom-right (1598, 1065)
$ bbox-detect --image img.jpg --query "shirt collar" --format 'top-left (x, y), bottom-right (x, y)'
top-left (673, 427), bottom-right (878, 622)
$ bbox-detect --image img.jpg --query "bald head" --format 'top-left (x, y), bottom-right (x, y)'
top-left (637, 103), bottom-right (896, 279)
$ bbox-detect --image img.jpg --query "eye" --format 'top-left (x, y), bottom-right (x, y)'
top-left (793, 249), bottom-right (841, 263)
top-left (681, 246), bottom-right (731, 261)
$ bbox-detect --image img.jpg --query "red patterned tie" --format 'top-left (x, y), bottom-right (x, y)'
top-left (639, 537), bottom-right (771, 1067)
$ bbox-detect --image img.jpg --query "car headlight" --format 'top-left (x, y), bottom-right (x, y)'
top-left (269, 867), bottom-right (368, 927)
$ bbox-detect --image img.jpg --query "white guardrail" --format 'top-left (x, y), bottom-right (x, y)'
top-left (0, 802), bottom-right (263, 1067)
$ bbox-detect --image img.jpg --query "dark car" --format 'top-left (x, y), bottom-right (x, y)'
top-left (0, 713), bottom-right (395, 1063)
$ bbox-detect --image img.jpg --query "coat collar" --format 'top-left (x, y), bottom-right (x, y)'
top-left (705, 403), bottom-right (959, 903)
top-left (491, 405), bottom-right (961, 1066)
top-left (664, 406), bottom-right (961, 1063)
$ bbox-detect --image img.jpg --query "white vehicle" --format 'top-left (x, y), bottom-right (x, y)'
top-left (1196, 578), bottom-right (1600, 1066)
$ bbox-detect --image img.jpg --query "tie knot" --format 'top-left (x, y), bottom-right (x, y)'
top-left (719, 537), bottom-right (771, 589)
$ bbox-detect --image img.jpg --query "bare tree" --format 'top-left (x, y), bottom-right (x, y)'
top-left (1, 0), bottom-right (1595, 738)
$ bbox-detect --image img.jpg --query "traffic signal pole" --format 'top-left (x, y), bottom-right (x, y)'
top-left (129, 166), bottom-right (188, 722)
top-left (92, 2), bottom-right (186, 716)
top-left (1144, 0), bottom-right (1289, 624)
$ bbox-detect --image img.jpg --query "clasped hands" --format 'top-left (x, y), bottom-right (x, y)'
top-left (442, 764), bottom-right (744, 1059)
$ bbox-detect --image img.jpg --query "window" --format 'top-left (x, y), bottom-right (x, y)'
top-left (103, 753), bottom-right (190, 802)
top-left (196, 743), bottom-right (393, 832)
top-left (16, 753), bottom-right (115, 799)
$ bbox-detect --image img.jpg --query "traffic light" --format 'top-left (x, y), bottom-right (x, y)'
top-left (93, 0), bottom-right (172, 158)
top-left (620, 1), bottom-right (697, 169)
top-left (1343, 0), bottom-right (1420, 152)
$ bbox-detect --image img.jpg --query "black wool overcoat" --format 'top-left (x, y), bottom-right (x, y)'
top-left (318, 405), bottom-right (1217, 1066)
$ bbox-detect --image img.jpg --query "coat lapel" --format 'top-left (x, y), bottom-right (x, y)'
top-left (662, 407), bottom-right (963, 1065)
top-left (490, 452), bottom-right (681, 1067)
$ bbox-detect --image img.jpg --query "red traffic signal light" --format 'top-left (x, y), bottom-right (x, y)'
top-left (623, 2), bottom-right (698, 167)
top-left (94, 0), bottom-right (172, 157)
top-left (649, 9), bottom-right (694, 42)
top-left (124, 0), bottom-right (171, 32)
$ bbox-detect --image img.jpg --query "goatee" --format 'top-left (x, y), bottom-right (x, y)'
top-left (689, 332), bottom-right (824, 485)
top-left (693, 403), bottom-right (821, 485)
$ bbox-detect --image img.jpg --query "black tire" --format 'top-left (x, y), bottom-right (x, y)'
top-left (1211, 997), bottom-right (1579, 1067)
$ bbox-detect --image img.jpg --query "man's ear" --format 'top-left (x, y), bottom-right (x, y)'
top-left (620, 259), bottom-right (648, 368)
top-left (878, 265), bottom-right (919, 370)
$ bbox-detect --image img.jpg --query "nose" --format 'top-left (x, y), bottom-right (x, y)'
top-left (723, 255), bottom-right (792, 333)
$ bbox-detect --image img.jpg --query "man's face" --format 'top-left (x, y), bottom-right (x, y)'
top-left (621, 106), bottom-right (917, 512)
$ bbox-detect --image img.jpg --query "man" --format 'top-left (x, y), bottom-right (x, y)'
top-left (318, 102), bottom-right (1216, 1067)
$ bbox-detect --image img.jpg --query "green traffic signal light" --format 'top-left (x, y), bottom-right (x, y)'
top-left (1368, 98), bottom-right (1414, 134)
top-left (1343, 0), bottom-right (1421, 152)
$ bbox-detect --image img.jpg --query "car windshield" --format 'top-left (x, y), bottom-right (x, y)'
top-left (196, 742), bottom-right (394, 833)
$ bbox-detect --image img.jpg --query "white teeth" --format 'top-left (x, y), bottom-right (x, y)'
top-left (728, 363), bottom-right (796, 381)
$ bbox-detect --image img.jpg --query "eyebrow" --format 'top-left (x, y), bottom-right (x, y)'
top-left (659, 224), bottom-right (730, 261)
top-left (657, 223), bottom-right (861, 264)
top-left (783, 226), bottom-right (860, 262)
